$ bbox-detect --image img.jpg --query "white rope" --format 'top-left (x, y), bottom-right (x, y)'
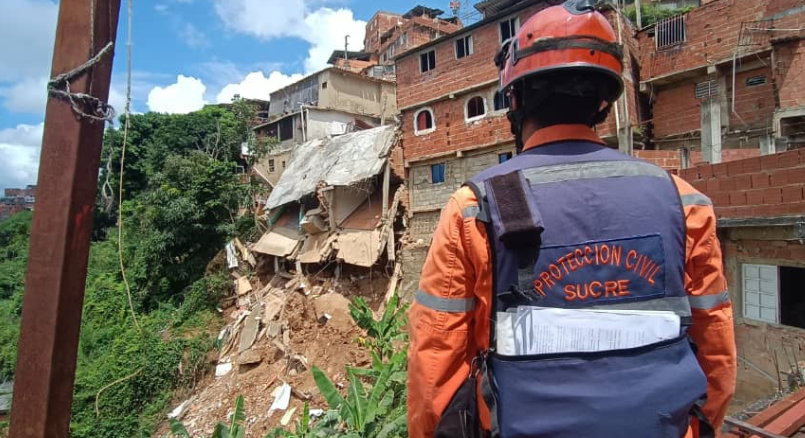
top-left (47, 41), bottom-right (116, 122)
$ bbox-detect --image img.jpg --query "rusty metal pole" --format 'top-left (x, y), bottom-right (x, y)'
top-left (9, 0), bottom-right (120, 437)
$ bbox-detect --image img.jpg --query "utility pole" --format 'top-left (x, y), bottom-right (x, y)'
top-left (9, 0), bottom-right (120, 437)
top-left (344, 35), bottom-right (350, 70)
top-left (635, 0), bottom-right (643, 28)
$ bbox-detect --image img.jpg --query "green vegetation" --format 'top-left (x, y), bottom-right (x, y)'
top-left (0, 98), bottom-right (271, 437)
top-left (349, 295), bottom-right (409, 360)
top-left (624, 4), bottom-right (696, 28)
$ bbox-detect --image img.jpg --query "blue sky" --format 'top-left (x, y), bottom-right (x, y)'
top-left (0, 0), bottom-right (436, 192)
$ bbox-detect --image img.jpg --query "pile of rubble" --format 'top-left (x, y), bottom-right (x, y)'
top-left (154, 239), bottom-right (393, 437)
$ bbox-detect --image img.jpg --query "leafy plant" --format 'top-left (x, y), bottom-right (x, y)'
top-left (624, 4), bottom-right (695, 28)
top-left (349, 295), bottom-right (409, 360)
top-left (311, 358), bottom-right (407, 438)
top-left (170, 395), bottom-right (247, 438)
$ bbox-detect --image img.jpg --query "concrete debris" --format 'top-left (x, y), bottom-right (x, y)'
top-left (215, 362), bottom-right (232, 378)
top-left (238, 306), bottom-right (262, 353)
top-left (318, 313), bottom-right (332, 325)
top-left (267, 322), bottom-right (283, 339)
top-left (269, 383), bottom-right (292, 414)
top-left (280, 406), bottom-right (297, 426)
top-left (237, 350), bottom-right (262, 366)
top-left (235, 277), bottom-right (253, 296)
top-left (234, 238), bottom-right (249, 260)
top-left (167, 399), bottom-right (192, 420)
top-left (309, 409), bottom-right (324, 419)
top-left (226, 242), bottom-right (238, 269)
top-left (262, 294), bottom-right (283, 325)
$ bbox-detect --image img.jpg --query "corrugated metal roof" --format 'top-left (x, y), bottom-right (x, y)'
top-left (266, 125), bottom-right (397, 209)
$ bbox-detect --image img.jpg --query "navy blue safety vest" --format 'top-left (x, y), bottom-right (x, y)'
top-left (466, 141), bottom-right (711, 438)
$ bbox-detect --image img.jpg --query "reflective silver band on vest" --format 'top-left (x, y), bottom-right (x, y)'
top-left (416, 289), bottom-right (476, 313)
top-left (522, 160), bottom-right (671, 185)
top-left (586, 295), bottom-right (692, 319)
top-left (680, 193), bottom-right (713, 207)
top-left (462, 205), bottom-right (481, 219)
top-left (688, 291), bottom-right (730, 309)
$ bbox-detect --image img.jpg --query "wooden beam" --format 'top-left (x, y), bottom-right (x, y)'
top-left (9, 0), bottom-right (121, 437)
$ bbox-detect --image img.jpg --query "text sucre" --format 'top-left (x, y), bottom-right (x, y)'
top-left (532, 243), bottom-right (662, 301)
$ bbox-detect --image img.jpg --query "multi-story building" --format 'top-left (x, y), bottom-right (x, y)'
top-left (329, 6), bottom-right (463, 80)
top-left (636, 0), bottom-right (805, 163)
top-left (251, 68), bottom-right (397, 186)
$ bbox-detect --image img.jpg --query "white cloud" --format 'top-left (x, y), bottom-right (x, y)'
top-left (0, 77), bottom-right (48, 114)
top-left (147, 75), bottom-right (207, 114)
top-left (155, 4), bottom-right (169, 13)
top-left (216, 71), bottom-right (304, 103)
top-left (212, 0), bottom-right (365, 73)
top-left (302, 8), bottom-right (365, 73)
top-left (0, 0), bottom-right (58, 82)
top-left (0, 123), bottom-right (44, 191)
top-left (180, 22), bottom-right (209, 49)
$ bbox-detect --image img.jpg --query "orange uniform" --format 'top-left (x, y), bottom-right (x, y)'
top-left (407, 125), bottom-right (737, 438)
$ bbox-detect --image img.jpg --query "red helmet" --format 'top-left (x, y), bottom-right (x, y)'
top-left (496, 0), bottom-right (624, 103)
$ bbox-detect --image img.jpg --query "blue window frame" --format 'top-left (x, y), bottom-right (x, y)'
top-left (431, 163), bottom-right (446, 183)
top-left (499, 152), bottom-right (513, 163)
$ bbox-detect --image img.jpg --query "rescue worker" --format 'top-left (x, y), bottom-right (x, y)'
top-left (407, 1), bottom-right (737, 437)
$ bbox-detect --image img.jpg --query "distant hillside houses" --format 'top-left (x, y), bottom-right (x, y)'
top-left (1, 185), bottom-right (36, 221)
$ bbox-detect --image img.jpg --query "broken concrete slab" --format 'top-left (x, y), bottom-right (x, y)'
top-left (237, 350), bottom-right (262, 366)
top-left (267, 322), bottom-right (282, 338)
top-left (235, 277), bottom-right (253, 296)
top-left (238, 310), bottom-right (261, 353)
top-left (215, 362), bottom-right (232, 378)
top-left (262, 294), bottom-right (283, 325)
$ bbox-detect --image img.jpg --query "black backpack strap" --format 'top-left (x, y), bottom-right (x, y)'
top-left (480, 356), bottom-right (501, 438)
top-left (464, 181), bottom-right (491, 223)
top-left (691, 400), bottom-right (715, 438)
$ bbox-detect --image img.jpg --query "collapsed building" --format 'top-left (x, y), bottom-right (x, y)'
top-left (251, 125), bottom-right (404, 278)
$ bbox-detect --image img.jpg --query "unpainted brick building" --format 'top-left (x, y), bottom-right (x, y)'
top-left (637, 0), bottom-right (805, 162)
top-left (679, 151), bottom-right (805, 408)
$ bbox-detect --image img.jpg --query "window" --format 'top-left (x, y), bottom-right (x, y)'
top-left (694, 80), bottom-right (718, 99)
top-left (279, 117), bottom-right (294, 141)
top-left (466, 96), bottom-right (486, 120)
top-left (655, 14), bottom-right (686, 49)
top-left (282, 160), bottom-right (286, 169)
top-left (455, 35), bottom-right (473, 59)
top-left (742, 264), bottom-right (805, 329)
top-left (268, 159), bottom-right (276, 173)
top-left (500, 17), bottom-right (519, 43)
top-left (431, 163), bottom-right (446, 184)
top-left (499, 152), bottom-right (513, 163)
top-left (420, 50), bottom-right (436, 73)
top-left (746, 75), bottom-right (767, 87)
top-left (493, 90), bottom-right (510, 111)
top-left (322, 81), bottom-right (328, 89)
top-left (414, 108), bottom-right (435, 135)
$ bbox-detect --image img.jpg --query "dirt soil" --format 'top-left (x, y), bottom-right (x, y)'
top-left (153, 272), bottom-right (389, 438)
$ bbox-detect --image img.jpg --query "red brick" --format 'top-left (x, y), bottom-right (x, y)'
top-left (784, 167), bottom-right (805, 184)
top-left (770, 169), bottom-right (789, 186)
top-left (726, 160), bottom-right (745, 176)
top-left (762, 188), bottom-right (782, 204)
top-left (699, 165), bottom-right (714, 179)
top-left (729, 191), bottom-right (747, 206)
top-left (712, 193), bottom-right (730, 207)
top-left (706, 179), bottom-right (720, 193)
top-left (787, 202), bottom-right (805, 215)
top-left (746, 189), bottom-right (764, 205)
top-left (733, 174), bottom-right (752, 190)
top-left (775, 150), bottom-right (801, 169)
top-left (782, 186), bottom-right (804, 203)
top-left (761, 154), bottom-right (779, 170)
top-left (712, 163), bottom-right (729, 177)
top-left (720, 178), bottom-right (737, 192)
top-left (742, 157), bottom-right (762, 174)
top-left (751, 173), bottom-right (770, 188)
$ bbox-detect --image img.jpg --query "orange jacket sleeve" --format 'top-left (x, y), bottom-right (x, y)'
top-left (407, 188), bottom-right (492, 438)
top-left (674, 176), bottom-right (737, 432)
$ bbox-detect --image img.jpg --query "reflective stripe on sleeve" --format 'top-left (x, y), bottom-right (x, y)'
top-left (462, 205), bottom-right (480, 219)
top-left (415, 289), bottom-right (476, 313)
top-left (681, 193), bottom-right (713, 207)
top-left (689, 291), bottom-right (731, 310)
top-left (523, 160), bottom-right (670, 185)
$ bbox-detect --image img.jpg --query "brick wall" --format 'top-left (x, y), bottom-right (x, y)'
top-left (729, 65), bottom-right (776, 128)
top-left (408, 210), bottom-right (441, 240)
top-left (366, 12), bottom-right (402, 54)
top-left (403, 85), bottom-right (513, 160)
top-left (396, 5), bottom-right (548, 109)
top-left (634, 150), bottom-right (681, 170)
top-left (679, 148), bottom-right (805, 218)
top-left (638, 0), bottom-right (805, 81)
top-left (653, 79), bottom-right (702, 137)
top-left (776, 40), bottom-right (805, 110)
